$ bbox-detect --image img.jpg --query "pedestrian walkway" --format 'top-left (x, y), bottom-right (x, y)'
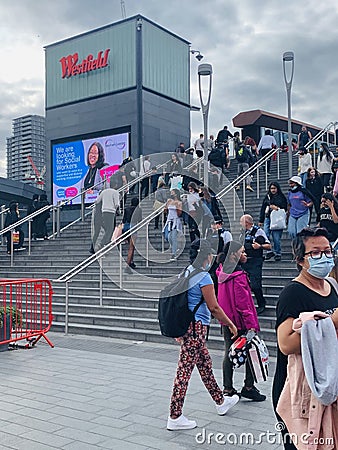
top-left (0, 333), bottom-right (282, 450)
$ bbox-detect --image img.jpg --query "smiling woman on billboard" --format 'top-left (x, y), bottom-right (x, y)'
top-left (83, 142), bottom-right (108, 192)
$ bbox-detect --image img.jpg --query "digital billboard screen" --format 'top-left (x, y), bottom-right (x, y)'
top-left (52, 132), bottom-right (129, 205)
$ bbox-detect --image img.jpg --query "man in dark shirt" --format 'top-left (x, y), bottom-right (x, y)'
top-left (216, 125), bottom-right (233, 144)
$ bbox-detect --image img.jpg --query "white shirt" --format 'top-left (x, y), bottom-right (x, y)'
top-left (95, 188), bottom-right (120, 213)
top-left (317, 152), bottom-right (334, 174)
top-left (299, 153), bottom-right (312, 174)
top-left (257, 135), bottom-right (277, 150)
top-left (139, 159), bottom-right (151, 176)
top-left (194, 138), bottom-right (204, 151)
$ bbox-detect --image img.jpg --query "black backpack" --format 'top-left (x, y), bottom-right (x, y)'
top-left (158, 268), bottom-right (204, 338)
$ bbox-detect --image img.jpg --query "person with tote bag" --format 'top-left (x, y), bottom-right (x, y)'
top-left (259, 182), bottom-right (287, 262)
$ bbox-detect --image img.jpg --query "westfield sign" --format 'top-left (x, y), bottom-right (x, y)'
top-left (59, 49), bottom-right (110, 78)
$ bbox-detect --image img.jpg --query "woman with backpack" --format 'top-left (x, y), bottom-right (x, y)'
top-left (167, 239), bottom-right (239, 431)
top-left (216, 241), bottom-right (266, 402)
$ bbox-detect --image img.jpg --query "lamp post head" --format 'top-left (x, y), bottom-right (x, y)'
top-left (198, 63), bottom-right (213, 76)
top-left (283, 51), bottom-right (294, 62)
top-left (190, 49), bottom-right (204, 61)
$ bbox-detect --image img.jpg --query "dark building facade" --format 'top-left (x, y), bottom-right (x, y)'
top-left (44, 15), bottom-right (191, 203)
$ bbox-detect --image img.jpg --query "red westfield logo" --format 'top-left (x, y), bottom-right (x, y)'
top-left (59, 49), bottom-right (110, 78)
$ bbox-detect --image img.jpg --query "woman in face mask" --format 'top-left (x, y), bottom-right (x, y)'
top-left (287, 176), bottom-right (315, 239)
top-left (272, 227), bottom-right (338, 450)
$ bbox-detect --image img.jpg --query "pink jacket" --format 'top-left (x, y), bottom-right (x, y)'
top-left (277, 354), bottom-right (338, 450)
top-left (216, 265), bottom-right (260, 331)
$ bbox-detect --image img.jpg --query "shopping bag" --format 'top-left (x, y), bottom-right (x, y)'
top-left (247, 334), bottom-right (269, 383)
top-left (153, 200), bottom-right (164, 211)
top-left (170, 175), bottom-right (183, 190)
top-left (12, 231), bottom-right (20, 244)
top-left (270, 209), bottom-right (286, 230)
top-left (111, 224), bottom-right (123, 242)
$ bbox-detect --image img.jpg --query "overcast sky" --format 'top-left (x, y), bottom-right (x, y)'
top-left (1, 0), bottom-right (338, 177)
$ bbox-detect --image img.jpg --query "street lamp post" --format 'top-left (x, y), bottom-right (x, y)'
top-left (198, 63), bottom-right (213, 186)
top-left (282, 51), bottom-right (295, 178)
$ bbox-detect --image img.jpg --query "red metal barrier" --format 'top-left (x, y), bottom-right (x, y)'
top-left (0, 279), bottom-right (54, 349)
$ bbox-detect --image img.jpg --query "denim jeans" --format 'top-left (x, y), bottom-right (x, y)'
top-left (264, 218), bottom-right (283, 256)
top-left (168, 229), bottom-right (178, 255)
top-left (300, 172), bottom-right (307, 187)
top-left (288, 211), bottom-right (310, 239)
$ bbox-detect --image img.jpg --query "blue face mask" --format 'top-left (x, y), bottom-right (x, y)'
top-left (307, 255), bottom-right (335, 279)
top-left (204, 263), bottom-right (211, 271)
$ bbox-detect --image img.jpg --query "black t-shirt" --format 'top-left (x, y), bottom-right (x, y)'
top-left (272, 280), bottom-right (338, 407)
top-left (319, 207), bottom-right (338, 242)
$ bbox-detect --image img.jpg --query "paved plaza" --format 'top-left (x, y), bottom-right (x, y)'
top-left (0, 332), bottom-right (283, 450)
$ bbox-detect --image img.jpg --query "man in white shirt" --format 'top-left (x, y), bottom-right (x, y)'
top-left (95, 178), bottom-right (120, 247)
top-left (139, 155), bottom-right (151, 199)
top-left (257, 130), bottom-right (277, 175)
top-left (194, 134), bottom-right (205, 157)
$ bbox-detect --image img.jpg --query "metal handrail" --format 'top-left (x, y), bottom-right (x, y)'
top-left (56, 150), bottom-right (277, 283)
top-left (0, 203), bottom-right (52, 237)
top-left (305, 121), bottom-right (338, 150)
top-left (0, 205), bottom-right (9, 216)
top-left (49, 158), bottom-right (171, 239)
top-left (55, 204), bottom-right (166, 283)
top-left (217, 147), bottom-right (278, 199)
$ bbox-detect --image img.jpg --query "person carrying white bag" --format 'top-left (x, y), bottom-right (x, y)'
top-left (258, 182), bottom-right (287, 262)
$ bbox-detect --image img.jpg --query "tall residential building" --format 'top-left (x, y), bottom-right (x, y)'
top-left (6, 115), bottom-right (46, 185)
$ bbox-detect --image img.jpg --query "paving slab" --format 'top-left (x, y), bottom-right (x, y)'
top-left (0, 332), bottom-right (282, 450)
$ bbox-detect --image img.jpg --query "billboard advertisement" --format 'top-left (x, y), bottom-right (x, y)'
top-left (52, 132), bottom-right (129, 205)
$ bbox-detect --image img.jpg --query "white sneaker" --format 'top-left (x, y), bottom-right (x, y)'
top-left (216, 395), bottom-right (239, 415)
top-left (167, 415), bottom-right (197, 431)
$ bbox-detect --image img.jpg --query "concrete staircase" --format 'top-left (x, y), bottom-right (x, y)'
top-left (0, 151), bottom-right (300, 356)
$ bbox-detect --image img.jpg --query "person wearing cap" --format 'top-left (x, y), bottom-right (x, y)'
top-left (287, 176), bottom-right (315, 239)
top-left (239, 215), bottom-right (271, 315)
top-left (167, 239), bottom-right (239, 431)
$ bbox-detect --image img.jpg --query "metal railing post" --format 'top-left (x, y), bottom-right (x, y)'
top-left (146, 222), bottom-right (149, 267)
top-left (28, 220), bottom-right (32, 256)
top-left (65, 281), bottom-right (69, 335)
top-left (56, 201), bottom-right (61, 238)
top-left (10, 230), bottom-right (14, 267)
top-left (265, 160), bottom-right (268, 191)
top-left (277, 148), bottom-right (280, 180)
top-left (256, 166), bottom-right (260, 199)
top-left (161, 210), bottom-right (165, 253)
top-left (119, 242), bottom-right (123, 288)
top-left (242, 178), bottom-right (246, 211)
top-left (81, 188), bottom-right (85, 222)
top-left (233, 189), bottom-right (236, 221)
top-left (99, 263), bottom-right (103, 307)
top-left (52, 206), bottom-right (56, 239)
top-left (0, 205), bottom-right (5, 245)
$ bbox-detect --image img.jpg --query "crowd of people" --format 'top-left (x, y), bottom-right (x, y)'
top-left (3, 193), bottom-right (51, 254)
top-left (3, 122), bottom-right (338, 448)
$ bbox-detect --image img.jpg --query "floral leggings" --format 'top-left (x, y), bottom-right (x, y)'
top-left (169, 321), bottom-right (224, 418)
